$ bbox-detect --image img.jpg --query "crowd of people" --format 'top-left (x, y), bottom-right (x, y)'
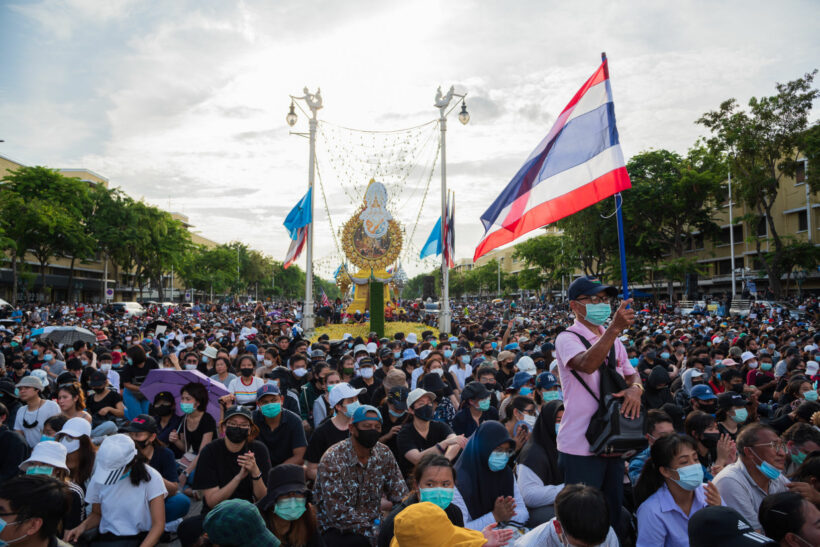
top-left (0, 281), bottom-right (819, 547)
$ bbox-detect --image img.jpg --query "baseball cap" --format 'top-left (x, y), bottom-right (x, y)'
top-left (497, 350), bottom-right (515, 363)
top-left (461, 381), bottom-right (490, 402)
top-left (90, 435), bottom-right (137, 485)
top-left (690, 384), bottom-right (717, 401)
top-left (536, 371), bottom-right (558, 389)
top-left (510, 371), bottom-right (534, 391)
top-left (223, 406), bottom-right (253, 422)
top-left (19, 441), bottom-right (69, 472)
top-left (88, 370), bottom-right (107, 388)
top-left (352, 404), bottom-right (382, 424)
top-left (256, 383), bottom-right (281, 400)
top-left (688, 506), bottom-right (776, 547)
top-left (740, 351), bottom-right (756, 363)
top-left (387, 386), bottom-right (409, 411)
top-left (717, 392), bottom-right (747, 410)
top-left (120, 414), bottom-right (158, 434)
top-left (204, 499), bottom-right (279, 546)
top-left (806, 361), bottom-right (819, 376)
top-left (402, 348), bottom-right (419, 360)
top-left (516, 356), bottom-right (537, 375)
top-left (58, 417), bottom-right (92, 439)
top-left (328, 382), bottom-right (365, 408)
top-left (568, 276), bottom-right (618, 301)
top-left (407, 387), bottom-right (437, 408)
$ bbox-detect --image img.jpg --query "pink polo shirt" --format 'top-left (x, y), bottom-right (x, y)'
top-left (555, 320), bottom-right (636, 456)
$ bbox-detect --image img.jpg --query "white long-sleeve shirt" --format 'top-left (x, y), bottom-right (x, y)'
top-left (516, 463), bottom-right (564, 508)
top-left (452, 477), bottom-right (529, 530)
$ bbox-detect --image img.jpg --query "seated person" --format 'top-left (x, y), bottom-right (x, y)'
top-left (781, 422), bottom-right (820, 476)
top-left (759, 491), bottom-right (820, 547)
top-left (517, 400), bottom-right (565, 527)
top-left (628, 409), bottom-right (675, 484)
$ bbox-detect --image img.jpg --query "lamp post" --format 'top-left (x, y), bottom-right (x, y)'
top-left (498, 257), bottom-right (503, 297)
top-left (728, 167), bottom-right (737, 297)
top-left (434, 86), bottom-right (469, 335)
top-left (286, 87), bottom-right (323, 334)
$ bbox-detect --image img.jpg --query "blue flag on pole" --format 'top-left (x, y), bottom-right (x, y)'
top-left (420, 217), bottom-right (442, 259)
top-left (283, 188), bottom-right (313, 240)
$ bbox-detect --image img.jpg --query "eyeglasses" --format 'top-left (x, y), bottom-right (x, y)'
top-left (576, 295), bottom-right (612, 305)
top-left (753, 441), bottom-right (788, 454)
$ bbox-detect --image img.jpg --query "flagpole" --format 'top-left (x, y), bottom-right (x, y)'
top-left (603, 52), bottom-right (630, 301)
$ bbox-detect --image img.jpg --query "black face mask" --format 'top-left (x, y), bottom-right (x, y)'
top-left (730, 384), bottom-right (744, 394)
top-left (153, 405), bottom-right (173, 417)
top-left (381, 358), bottom-right (394, 368)
top-left (698, 402), bottom-right (717, 415)
top-left (413, 404), bottom-right (434, 422)
top-left (355, 427), bottom-right (380, 449)
top-left (225, 426), bottom-right (249, 444)
top-left (646, 351), bottom-right (657, 360)
top-left (134, 439), bottom-right (150, 449)
top-left (240, 368), bottom-right (254, 377)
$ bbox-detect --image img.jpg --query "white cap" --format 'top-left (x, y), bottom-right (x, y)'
top-left (343, 333), bottom-right (353, 340)
top-left (91, 435), bottom-right (137, 485)
top-left (804, 345), bottom-right (818, 353)
top-left (516, 355), bottom-right (537, 375)
top-left (202, 346), bottom-right (218, 359)
top-left (741, 351), bottom-right (756, 363)
top-left (807, 361), bottom-right (819, 376)
top-left (19, 441), bottom-right (68, 471)
top-left (30, 369), bottom-right (48, 386)
top-left (328, 382), bottom-right (365, 408)
top-left (407, 387), bottom-right (437, 408)
top-left (419, 349), bottom-right (431, 361)
top-left (58, 417), bottom-right (92, 439)
top-left (406, 333), bottom-right (418, 344)
top-left (366, 342), bottom-right (378, 354)
top-left (353, 344), bottom-right (368, 355)
top-left (689, 370), bottom-right (705, 378)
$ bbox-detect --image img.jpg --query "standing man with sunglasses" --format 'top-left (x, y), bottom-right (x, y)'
top-left (554, 276), bottom-right (641, 541)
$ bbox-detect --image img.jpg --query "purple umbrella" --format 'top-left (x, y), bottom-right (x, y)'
top-left (140, 369), bottom-right (230, 424)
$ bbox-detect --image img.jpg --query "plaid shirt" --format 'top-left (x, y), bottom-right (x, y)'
top-left (315, 438), bottom-right (408, 538)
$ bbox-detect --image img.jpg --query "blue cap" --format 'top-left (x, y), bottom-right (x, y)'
top-left (511, 371), bottom-right (534, 391)
top-left (690, 384), bottom-right (717, 401)
top-left (448, 336), bottom-right (458, 342)
top-left (536, 371), bottom-right (558, 389)
top-left (257, 383), bottom-right (280, 399)
top-left (402, 348), bottom-right (418, 360)
top-left (246, 343), bottom-right (258, 355)
top-left (352, 404), bottom-right (382, 424)
top-left (568, 276), bottom-right (618, 301)
top-left (504, 342), bottom-right (519, 351)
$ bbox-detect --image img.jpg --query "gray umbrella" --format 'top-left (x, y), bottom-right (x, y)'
top-left (42, 326), bottom-right (97, 346)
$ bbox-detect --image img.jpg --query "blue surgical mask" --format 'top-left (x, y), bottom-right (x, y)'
top-left (260, 402), bottom-right (282, 418)
top-left (388, 408), bottom-right (406, 418)
top-left (584, 303), bottom-right (612, 326)
top-left (491, 342), bottom-right (498, 350)
top-left (488, 451), bottom-right (510, 471)
top-left (660, 352), bottom-right (671, 360)
top-left (393, 352), bottom-right (401, 359)
top-left (344, 401), bottom-right (361, 418)
top-left (180, 402), bottom-right (195, 414)
top-left (672, 463), bottom-right (703, 490)
top-left (31, 349), bottom-right (38, 357)
top-left (555, 423), bottom-right (561, 435)
top-left (478, 397), bottom-right (491, 411)
top-left (731, 408), bottom-right (748, 423)
top-left (419, 487), bottom-right (455, 510)
top-left (43, 354), bottom-right (53, 362)
top-left (629, 357), bottom-right (639, 367)
top-left (519, 387), bottom-right (532, 396)
top-left (461, 355), bottom-right (471, 365)
top-left (443, 349), bottom-right (453, 358)
top-left (804, 390), bottom-right (819, 402)
top-left (26, 465), bottom-right (53, 476)
top-left (543, 390), bottom-right (562, 402)
top-left (274, 497), bottom-right (307, 521)
top-left (753, 450), bottom-right (782, 480)
top-left (40, 435), bottom-right (55, 443)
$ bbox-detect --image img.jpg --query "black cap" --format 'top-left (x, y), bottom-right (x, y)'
top-left (358, 357), bottom-right (374, 367)
top-left (421, 372), bottom-right (445, 392)
top-left (379, 346), bottom-right (393, 358)
top-left (461, 381), bottom-right (490, 402)
top-left (257, 464), bottom-right (308, 511)
top-left (387, 386), bottom-right (409, 411)
top-left (88, 370), bottom-right (107, 388)
top-left (153, 391), bottom-right (176, 405)
top-left (717, 392), bottom-right (747, 410)
top-left (688, 506), bottom-right (776, 547)
top-left (567, 276), bottom-right (618, 301)
top-left (0, 378), bottom-right (18, 398)
top-left (224, 405), bottom-right (253, 422)
top-left (120, 414), bottom-right (159, 433)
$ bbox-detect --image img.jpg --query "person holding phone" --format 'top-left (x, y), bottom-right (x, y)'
top-left (502, 396), bottom-right (537, 457)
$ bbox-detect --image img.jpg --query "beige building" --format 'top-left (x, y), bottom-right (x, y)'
top-left (0, 153), bottom-right (220, 303)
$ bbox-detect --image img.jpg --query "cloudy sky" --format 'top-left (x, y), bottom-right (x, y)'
top-left (1, 0), bottom-right (818, 278)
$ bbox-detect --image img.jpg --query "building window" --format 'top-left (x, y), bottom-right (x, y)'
top-left (716, 224), bottom-right (744, 246)
top-left (715, 258), bottom-right (744, 276)
top-left (796, 160), bottom-right (806, 184)
top-left (757, 216), bottom-right (768, 237)
top-left (798, 210), bottom-right (808, 232)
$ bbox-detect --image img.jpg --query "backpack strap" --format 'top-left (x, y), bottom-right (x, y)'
top-left (557, 330), bottom-right (619, 404)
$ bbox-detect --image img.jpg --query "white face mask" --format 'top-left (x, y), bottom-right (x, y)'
top-left (748, 361), bottom-right (758, 369)
top-left (186, 342), bottom-right (194, 348)
top-left (293, 367), bottom-right (308, 378)
top-left (100, 364), bottom-right (111, 373)
top-left (184, 364), bottom-right (198, 370)
top-left (523, 414), bottom-right (537, 428)
top-left (264, 359), bottom-right (273, 367)
top-left (60, 437), bottom-right (80, 454)
top-left (431, 368), bottom-right (444, 377)
top-left (257, 354), bottom-right (265, 362)
top-left (360, 367), bottom-right (374, 379)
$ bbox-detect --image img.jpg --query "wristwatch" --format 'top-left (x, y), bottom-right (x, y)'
top-left (630, 383), bottom-right (645, 393)
top-left (251, 473), bottom-right (263, 481)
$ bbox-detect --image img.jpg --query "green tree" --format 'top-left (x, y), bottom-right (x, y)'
top-left (514, 234), bottom-right (573, 295)
top-left (698, 70), bottom-right (820, 297)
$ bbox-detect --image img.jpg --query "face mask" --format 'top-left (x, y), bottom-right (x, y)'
top-left (180, 402), bottom-right (195, 414)
top-left (261, 402), bottom-right (282, 418)
top-left (584, 303), bottom-right (611, 326)
top-left (488, 451), bottom-right (510, 471)
top-left (555, 423), bottom-right (561, 435)
top-left (10, 342), bottom-right (18, 348)
top-left (491, 342), bottom-right (498, 350)
top-left (747, 361), bottom-right (758, 369)
top-left (26, 465), bottom-right (53, 476)
top-left (40, 435), bottom-right (55, 442)
top-left (458, 355), bottom-right (470, 365)
top-left (31, 349), bottom-right (39, 357)
top-left (60, 437), bottom-right (80, 453)
top-left (731, 408), bottom-right (748, 423)
top-left (388, 409), bottom-right (406, 418)
top-left (80, 360), bottom-right (89, 367)
top-left (647, 351), bottom-right (658, 360)
top-left (293, 368), bottom-right (308, 378)
top-left (519, 387), bottom-right (532, 396)
top-left (154, 405), bottom-right (173, 417)
top-left (419, 487), bottom-right (455, 510)
top-left (443, 350), bottom-right (453, 358)
top-left (478, 397), bottom-right (491, 411)
top-left (225, 426), bottom-right (249, 444)
top-left (348, 343), bottom-right (354, 349)
top-left (184, 364), bottom-right (198, 370)
top-left (804, 390), bottom-right (819, 402)
top-left (360, 368), bottom-right (374, 379)
top-left (523, 414), bottom-right (537, 428)
top-left (42, 354), bottom-right (53, 362)
top-left (671, 463), bottom-right (703, 490)
top-left (99, 363), bottom-right (111, 374)
top-left (240, 368), bottom-right (254, 377)
top-left (327, 384), bottom-right (336, 393)
top-left (761, 362), bottom-right (773, 371)
top-left (257, 354), bottom-right (265, 363)
top-left (355, 427), bottom-right (381, 449)
top-left (792, 450), bottom-right (808, 466)
top-left (431, 368), bottom-right (444, 377)
top-left (0, 516), bottom-right (26, 545)
top-left (730, 384), bottom-right (744, 394)
top-left (393, 352), bottom-right (401, 359)
top-left (126, 357), bottom-right (134, 366)
top-left (133, 439), bottom-right (149, 450)
top-left (342, 367), bottom-right (355, 376)
top-left (264, 359), bottom-right (273, 367)
top-left (344, 401), bottom-right (361, 418)
top-left (768, 344), bottom-right (776, 350)
top-left (752, 449), bottom-right (781, 480)
top-left (274, 496), bottom-right (307, 521)
top-left (543, 390), bottom-right (562, 401)
top-left (660, 352), bottom-right (671, 360)
top-left (629, 357), bottom-right (639, 366)
top-left (413, 404), bottom-right (434, 421)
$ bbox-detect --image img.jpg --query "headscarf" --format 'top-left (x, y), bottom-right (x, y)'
top-left (454, 421), bottom-right (514, 519)
top-left (644, 365), bottom-right (673, 409)
top-left (681, 368), bottom-right (699, 395)
top-left (518, 400), bottom-right (564, 486)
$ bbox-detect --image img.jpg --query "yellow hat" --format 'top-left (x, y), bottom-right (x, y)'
top-left (390, 502), bottom-right (487, 547)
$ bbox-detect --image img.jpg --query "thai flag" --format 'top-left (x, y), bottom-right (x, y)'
top-left (474, 58), bottom-right (631, 260)
top-left (283, 188), bottom-right (312, 269)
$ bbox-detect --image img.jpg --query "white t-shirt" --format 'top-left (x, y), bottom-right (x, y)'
top-left (105, 369), bottom-right (121, 392)
top-left (448, 364), bottom-right (473, 390)
top-left (228, 376), bottom-right (266, 406)
top-left (85, 465), bottom-right (167, 536)
top-left (14, 399), bottom-right (61, 447)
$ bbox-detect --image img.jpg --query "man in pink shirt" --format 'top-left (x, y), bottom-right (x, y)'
top-left (555, 276), bottom-right (641, 540)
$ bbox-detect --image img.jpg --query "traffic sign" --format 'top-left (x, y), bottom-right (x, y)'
top-left (105, 288), bottom-right (114, 300)
top-left (185, 291), bottom-right (191, 301)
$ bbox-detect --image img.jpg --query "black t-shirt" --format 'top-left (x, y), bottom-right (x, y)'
top-left (304, 418), bottom-right (349, 464)
top-left (156, 413), bottom-right (183, 455)
top-left (182, 412), bottom-right (217, 454)
top-left (252, 408), bottom-right (308, 467)
top-left (86, 390), bottom-right (122, 420)
top-left (396, 420), bottom-right (453, 476)
top-left (149, 446), bottom-right (178, 482)
top-left (120, 359), bottom-right (158, 387)
top-left (378, 403), bottom-right (409, 463)
top-left (350, 376), bottom-right (382, 406)
top-left (193, 438), bottom-right (272, 512)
